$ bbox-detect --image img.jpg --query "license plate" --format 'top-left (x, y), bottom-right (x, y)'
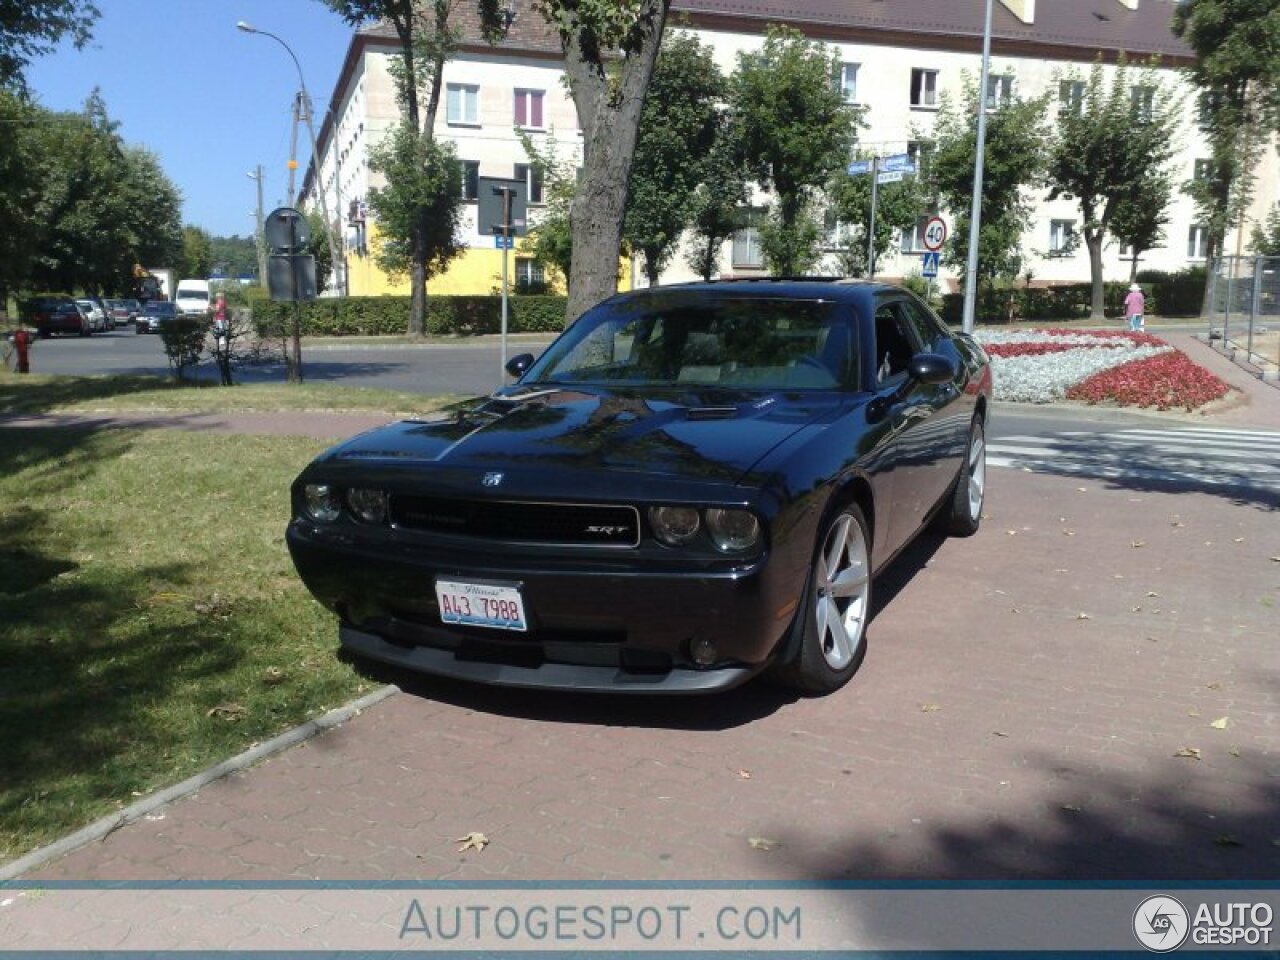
top-left (435, 578), bottom-right (528, 632)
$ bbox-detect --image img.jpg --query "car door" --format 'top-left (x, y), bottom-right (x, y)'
top-left (899, 296), bottom-right (969, 509)
top-left (870, 297), bottom-right (952, 552)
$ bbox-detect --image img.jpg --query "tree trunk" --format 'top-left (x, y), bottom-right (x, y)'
top-left (1201, 232), bottom-right (1219, 319)
top-left (644, 253), bottom-right (660, 288)
top-left (561, 1), bottom-right (671, 323)
top-left (1085, 228), bottom-right (1106, 321)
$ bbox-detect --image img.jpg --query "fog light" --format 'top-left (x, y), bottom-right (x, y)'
top-left (347, 487), bottom-right (386, 524)
top-left (689, 637), bottom-right (717, 667)
top-left (303, 483), bottom-right (341, 523)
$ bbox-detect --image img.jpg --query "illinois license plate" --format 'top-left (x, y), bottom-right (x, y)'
top-left (435, 578), bottom-right (528, 632)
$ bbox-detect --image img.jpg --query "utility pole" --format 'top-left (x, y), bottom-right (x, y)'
top-left (867, 155), bottom-right (880, 280)
top-left (287, 92), bottom-right (302, 207)
top-left (248, 165), bottom-right (268, 285)
top-left (961, 0), bottom-right (995, 335)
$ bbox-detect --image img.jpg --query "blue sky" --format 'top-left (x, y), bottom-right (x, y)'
top-left (26, 0), bottom-right (357, 239)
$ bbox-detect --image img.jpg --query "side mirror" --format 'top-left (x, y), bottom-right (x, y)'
top-left (907, 352), bottom-right (956, 385)
top-left (505, 352), bottom-right (535, 379)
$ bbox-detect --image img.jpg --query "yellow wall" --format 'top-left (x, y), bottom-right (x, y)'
top-left (345, 224), bottom-right (630, 297)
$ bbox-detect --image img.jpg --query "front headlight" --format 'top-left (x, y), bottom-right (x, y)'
top-left (346, 487), bottom-right (386, 524)
top-left (649, 506), bottom-right (701, 546)
top-left (303, 483), bottom-right (341, 523)
top-left (705, 508), bottom-right (761, 553)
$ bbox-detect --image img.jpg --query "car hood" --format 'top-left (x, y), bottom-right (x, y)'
top-left (322, 384), bottom-right (844, 485)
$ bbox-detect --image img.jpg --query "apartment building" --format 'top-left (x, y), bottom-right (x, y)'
top-left (301, 0), bottom-right (1277, 296)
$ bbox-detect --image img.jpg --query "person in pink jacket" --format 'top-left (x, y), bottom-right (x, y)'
top-left (1125, 283), bottom-right (1146, 332)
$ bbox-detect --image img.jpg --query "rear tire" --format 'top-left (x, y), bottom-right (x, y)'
top-left (940, 418), bottom-right (986, 537)
top-left (772, 503), bottom-right (872, 695)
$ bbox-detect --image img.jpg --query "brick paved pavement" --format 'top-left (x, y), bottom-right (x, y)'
top-left (26, 465), bottom-right (1279, 882)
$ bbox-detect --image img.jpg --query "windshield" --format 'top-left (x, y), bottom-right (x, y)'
top-left (526, 294), bottom-right (856, 391)
top-left (145, 302), bottom-right (176, 315)
top-left (178, 290), bottom-right (209, 301)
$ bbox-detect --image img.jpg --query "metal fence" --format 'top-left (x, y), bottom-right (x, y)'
top-left (1209, 255), bottom-right (1280, 380)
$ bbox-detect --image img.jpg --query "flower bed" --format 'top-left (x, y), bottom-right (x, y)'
top-left (972, 328), bottom-right (1230, 409)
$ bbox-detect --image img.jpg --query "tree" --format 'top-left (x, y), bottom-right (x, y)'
top-left (826, 150), bottom-right (929, 278)
top-left (181, 225), bottom-right (213, 280)
top-left (1250, 204), bottom-right (1280, 255)
top-left (366, 126), bottom-right (463, 288)
top-left (0, 0), bottom-right (99, 88)
top-left (515, 130), bottom-right (578, 288)
top-left (0, 88), bottom-right (41, 305)
top-left (684, 127), bottom-right (750, 281)
top-left (1111, 167), bottom-right (1175, 281)
top-left (928, 77), bottom-right (1052, 296)
top-left (729, 25), bottom-right (858, 275)
top-left (321, 1), bottom-right (506, 334)
top-left (1172, 0), bottom-right (1280, 315)
top-left (1047, 58), bottom-right (1181, 319)
top-left (623, 30), bottom-right (724, 287)
top-left (305, 208), bottom-right (334, 294)
top-left (208, 235), bottom-right (260, 279)
top-left (533, 0), bottom-right (672, 321)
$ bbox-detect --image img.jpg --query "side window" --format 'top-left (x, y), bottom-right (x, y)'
top-left (873, 302), bottom-right (921, 383)
top-left (901, 298), bottom-right (946, 350)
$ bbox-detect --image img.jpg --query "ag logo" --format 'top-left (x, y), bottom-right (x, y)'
top-left (1133, 895), bottom-right (1190, 952)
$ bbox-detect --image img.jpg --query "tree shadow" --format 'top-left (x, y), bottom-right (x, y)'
top-left (762, 748), bottom-right (1280, 885)
top-left (0, 374), bottom-right (203, 416)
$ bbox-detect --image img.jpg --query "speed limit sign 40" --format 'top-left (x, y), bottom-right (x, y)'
top-left (923, 216), bottom-right (947, 252)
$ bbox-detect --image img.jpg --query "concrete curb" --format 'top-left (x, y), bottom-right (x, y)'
top-left (0, 685), bottom-right (398, 882)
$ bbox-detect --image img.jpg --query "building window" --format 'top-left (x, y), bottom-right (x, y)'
top-left (514, 88), bottom-right (544, 129)
top-left (910, 68), bottom-right (938, 108)
top-left (1049, 219), bottom-right (1075, 256)
top-left (1131, 85), bottom-right (1155, 123)
top-left (905, 140), bottom-right (923, 165)
top-left (822, 209), bottom-right (854, 249)
top-left (985, 73), bottom-right (1013, 108)
top-left (1188, 223), bottom-right (1208, 259)
top-left (900, 216), bottom-right (930, 253)
top-left (461, 160), bottom-right (480, 201)
top-left (447, 84), bottom-right (480, 125)
top-left (514, 163), bottom-right (544, 204)
top-left (732, 208), bottom-right (766, 268)
top-left (1193, 158), bottom-right (1212, 181)
top-left (1197, 91), bottom-right (1216, 130)
top-left (515, 258), bottom-right (546, 293)
top-left (1058, 80), bottom-right (1085, 117)
top-left (838, 62), bottom-right (859, 104)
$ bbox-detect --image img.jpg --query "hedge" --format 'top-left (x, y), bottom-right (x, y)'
top-left (939, 278), bottom-right (1205, 325)
top-left (252, 294), bottom-right (569, 337)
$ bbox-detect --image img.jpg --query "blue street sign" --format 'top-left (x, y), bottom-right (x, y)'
top-left (882, 153), bottom-right (916, 174)
top-left (846, 159), bottom-right (872, 176)
top-left (494, 235), bottom-right (514, 249)
top-left (921, 251), bottom-right (940, 277)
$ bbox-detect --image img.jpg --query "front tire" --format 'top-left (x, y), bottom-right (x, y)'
top-left (940, 418), bottom-right (986, 537)
top-left (773, 503), bottom-right (872, 695)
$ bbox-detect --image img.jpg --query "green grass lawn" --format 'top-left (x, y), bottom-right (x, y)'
top-left (0, 374), bottom-right (455, 417)
top-left (0, 427), bottom-right (370, 863)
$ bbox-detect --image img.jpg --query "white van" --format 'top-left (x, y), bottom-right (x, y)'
top-left (174, 279), bottom-right (210, 317)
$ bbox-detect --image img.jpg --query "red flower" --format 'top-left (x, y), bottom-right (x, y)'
top-left (1065, 351), bottom-right (1232, 410)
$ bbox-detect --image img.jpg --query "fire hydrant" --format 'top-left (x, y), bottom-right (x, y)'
top-left (12, 328), bottom-right (32, 374)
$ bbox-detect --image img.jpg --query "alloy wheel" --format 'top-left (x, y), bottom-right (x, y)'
top-left (813, 512), bottom-right (871, 670)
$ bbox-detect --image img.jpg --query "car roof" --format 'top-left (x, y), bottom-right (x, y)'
top-left (607, 278), bottom-right (905, 309)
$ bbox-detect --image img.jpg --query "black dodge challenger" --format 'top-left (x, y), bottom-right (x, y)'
top-left (287, 280), bottom-right (992, 695)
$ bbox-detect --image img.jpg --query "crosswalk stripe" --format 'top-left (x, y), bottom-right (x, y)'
top-left (988, 426), bottom-right (1280, 493)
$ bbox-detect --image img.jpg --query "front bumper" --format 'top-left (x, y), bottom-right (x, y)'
top-left (287, 521), bottom-right (803, 694)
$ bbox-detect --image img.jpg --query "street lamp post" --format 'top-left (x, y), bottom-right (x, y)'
top-left (961, 0), bottom-right (995, 335)
top-left (237, 20), bottom-right (345, 297)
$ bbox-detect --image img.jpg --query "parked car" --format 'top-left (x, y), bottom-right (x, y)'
top-left (135, 299), bottom-right (177, 333)
top-left (123, 299), bottom-right (142, 322)
top-left (286, 280), bottom-right (993, 696)
top-left (104, 299), bottom-right (133, 330)
top-left (20, 295), bottom-right (89, 337)
top-left (75, 299), bottom-right (108, 333)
